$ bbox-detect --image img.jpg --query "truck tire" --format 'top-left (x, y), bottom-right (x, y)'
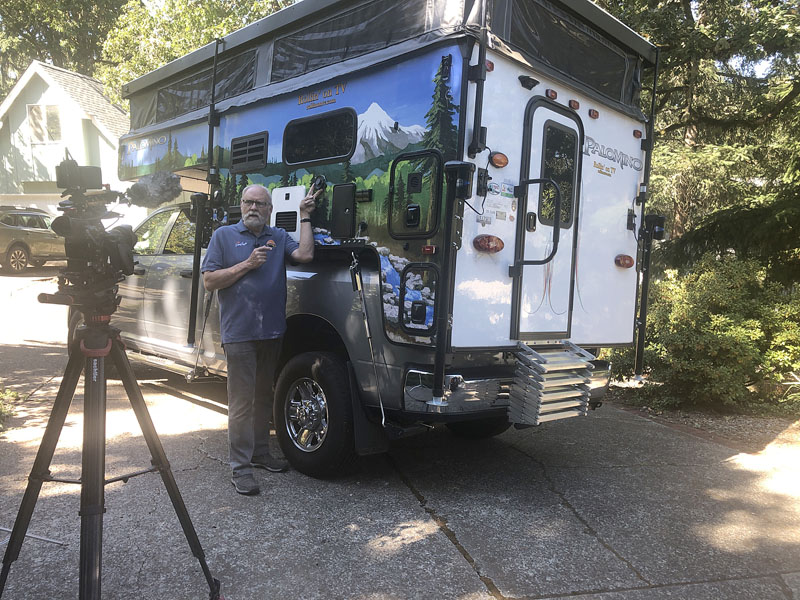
top-left (446, 416), bottom-right (511, 439)
top-left (274, 351), bottom-right (355, 477)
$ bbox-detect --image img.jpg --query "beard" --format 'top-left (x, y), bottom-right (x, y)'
top-left (243, 211), bottom-right (266, 231)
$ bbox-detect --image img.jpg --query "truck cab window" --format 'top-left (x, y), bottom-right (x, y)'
top-left (163, 210), bottom-right (195, 254)
top-left (134, 210), bottom-right (172, 255)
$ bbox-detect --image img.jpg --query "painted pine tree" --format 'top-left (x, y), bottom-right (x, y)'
top-left (422, 55), bottom-right (459, 161)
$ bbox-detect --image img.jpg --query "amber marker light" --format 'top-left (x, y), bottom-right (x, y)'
top-left (489, 152), bottom-right (509, 168)
top-left (473, 234), bottom-right (505, 253)
top-left (545, 89), bottom-right (558, 100)
top-left (633, 129), bottom-right (643, 139)
top-left (588, 109), bottom-right (599, 119)
top-left (614, 254), bottom-right (635, 268)
top-left (569, 99), bottom-right (580, 110)
top-left (485, 60), bottom-right (495, 72)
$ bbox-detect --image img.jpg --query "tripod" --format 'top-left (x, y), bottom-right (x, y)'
top-left (0, 313), bottom-right (221, 600)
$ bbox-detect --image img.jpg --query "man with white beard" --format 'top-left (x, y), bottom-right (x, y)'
top-left (202, 183), bottom-right (319, 495)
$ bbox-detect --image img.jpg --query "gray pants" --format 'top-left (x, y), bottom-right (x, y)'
top-left (224, 338), bottom-right (282, 476)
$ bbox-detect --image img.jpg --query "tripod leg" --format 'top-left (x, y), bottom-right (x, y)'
top-left (110, 341), bottom-right (221, 599)
top-left (78, 354), bottom-right (108, 600)
top-left (0, 347), bottom-right (84, 598)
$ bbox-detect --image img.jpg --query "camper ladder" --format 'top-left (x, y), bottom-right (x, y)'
top-left (508, 342), bottom-right (594, 426)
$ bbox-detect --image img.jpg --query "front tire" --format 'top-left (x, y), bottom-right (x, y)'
top-left (274, 352), bottom-right (355, 477)
top-left (4, 244), bottom-right (29, 273)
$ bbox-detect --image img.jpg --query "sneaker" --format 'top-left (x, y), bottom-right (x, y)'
top-left (251, 453), bottom-right (289, 473)
top-left (231, 474), bottom-right (260, 495)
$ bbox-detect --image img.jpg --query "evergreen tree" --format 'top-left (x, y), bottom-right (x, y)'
top-left (342, 160), bottom-right (354, 183)
top-left (236, 174), bottom-right (249, 201)
top-left (394, 171), bottom-right (406, 222)
top-left (421, 54), bottom-right (459, 161)
top-left (222, 172), bottom-right (234, 205)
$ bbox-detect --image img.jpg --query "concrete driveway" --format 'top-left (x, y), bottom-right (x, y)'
top-left (1, 271), bottom-right (800, 599)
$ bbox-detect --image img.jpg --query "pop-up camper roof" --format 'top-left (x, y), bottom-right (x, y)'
top-left (122, 0), bottom-right (657, 137)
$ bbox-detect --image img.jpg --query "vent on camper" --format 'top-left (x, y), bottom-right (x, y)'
top-left (275, 212), bottom-right (297, 232)
top-left (230, 132), bottom-right (268, 173)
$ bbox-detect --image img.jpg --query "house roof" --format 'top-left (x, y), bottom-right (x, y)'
top-left (0, 61), bottom-right (129, 144)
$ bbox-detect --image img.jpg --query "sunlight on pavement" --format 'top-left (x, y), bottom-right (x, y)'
top-left (697, 420), bottom-right (800, 552)
top-left (728, 420), bottom-right (800, 497)
top-left (367, 520), bottom-right (440, 556)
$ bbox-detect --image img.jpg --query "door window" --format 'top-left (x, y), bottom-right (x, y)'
top-left (389, 151), bottom-right (443, 239)
top-left (538, 121), bottom-right (578, 228)
top-left (134, 210), bottom-right (173, 255)
top-left (163, 210), bottom-right (195, 254)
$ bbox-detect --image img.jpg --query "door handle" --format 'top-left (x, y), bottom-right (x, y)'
top-left (526, 212), bottom-right (537, 232)
top-left (509, 178), bottom-right (562, 277)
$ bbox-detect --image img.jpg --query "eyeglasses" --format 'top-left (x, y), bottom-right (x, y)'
top-left (241, 199), bottom-right (271, 208)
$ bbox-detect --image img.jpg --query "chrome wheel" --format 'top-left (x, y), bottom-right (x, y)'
top-left (7, 246), bottom-right (28, 272)
top-left (285, 377), bottom-right (329, 452)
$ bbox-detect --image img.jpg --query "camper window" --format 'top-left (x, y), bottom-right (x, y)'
top-left (283, 109), bottom-right (356, 166)
top-left (156, 51), bottom-right (256, 123)
top-left (501, 0), bottom-right (639, 106)
top-left (538, 121), bottom-right (578, 228)
top-left (271, 0), bottom-right (429, 83)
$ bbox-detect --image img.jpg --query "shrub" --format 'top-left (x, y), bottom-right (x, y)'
top-left (610, 253), bottom-right (800, 411)
top-left (0, 385), bottom-right (16, 430)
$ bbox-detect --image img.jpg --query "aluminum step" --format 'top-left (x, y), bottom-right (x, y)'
top-left (508, 341), bottom-right (594, 426)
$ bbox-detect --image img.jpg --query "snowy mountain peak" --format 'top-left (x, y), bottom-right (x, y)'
top-left (362, 102), bottom-right (393, 125)
top-left (352, 102), bottom-right (425, 164)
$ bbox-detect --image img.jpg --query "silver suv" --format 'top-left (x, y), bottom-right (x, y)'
top-left (0, 206), bottom-right (66, 272)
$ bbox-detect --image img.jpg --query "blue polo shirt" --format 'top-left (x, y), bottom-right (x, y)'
top-left (201, 221), bottom-right (299, 344)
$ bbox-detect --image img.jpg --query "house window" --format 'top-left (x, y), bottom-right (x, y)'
top-left (27, 105), bottom-right (61, 143)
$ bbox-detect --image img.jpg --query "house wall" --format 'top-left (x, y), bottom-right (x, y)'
top-left (0, 73), bottom-right (124, 194)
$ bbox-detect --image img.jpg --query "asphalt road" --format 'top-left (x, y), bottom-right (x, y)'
top-left (1, 270), bottom-right (799, 600)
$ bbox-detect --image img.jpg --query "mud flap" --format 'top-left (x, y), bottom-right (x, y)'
top-left (348, 362), bottom-right (389, 456)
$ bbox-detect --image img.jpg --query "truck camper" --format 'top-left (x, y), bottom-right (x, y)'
top-left (108, 0), bottom-right (660, 475)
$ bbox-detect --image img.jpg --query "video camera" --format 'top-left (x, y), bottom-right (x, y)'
top-left (40, 153), bottom-right (137, 316)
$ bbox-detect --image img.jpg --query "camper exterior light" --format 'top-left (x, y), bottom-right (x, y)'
top-left (633, 129), bottom-right (643, 138)
top-left (615, 254), bottom-right (635, 268)
top-left (473, 234), bottom-right (504, 253)
top-left (545, 89), bottom-right (558, 99)
top-left (588, 109), bottom-right (600, 119)
top-left (489, 152), bottom-right (509, 168)
top-left (568, 99), bottom-right (580, 110)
